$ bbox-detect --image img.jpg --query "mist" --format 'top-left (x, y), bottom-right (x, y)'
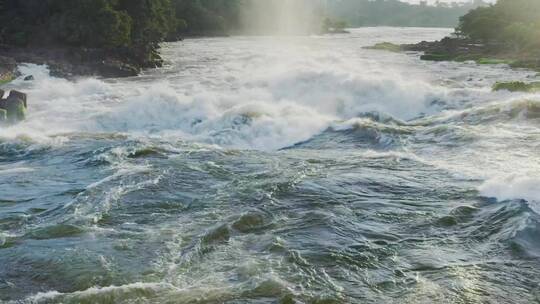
top-left (239, 0), bottom-right (325, 35)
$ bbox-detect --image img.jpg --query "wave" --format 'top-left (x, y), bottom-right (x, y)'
top-left (17, 282), bottom-right (175, 304)
top-left (3, 53), bottom-right (537, 152)
top-left (286, 117), bottom-right (415, 150)
top-left (422, 97), bottom-right (540, 127)
top-left (479, 174), bottom-right (540, 211)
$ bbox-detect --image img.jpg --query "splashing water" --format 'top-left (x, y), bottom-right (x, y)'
top-left (1, 28), bottom-right (540, 303)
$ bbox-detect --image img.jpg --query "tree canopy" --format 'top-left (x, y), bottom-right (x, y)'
top-left (457, 0), bottom-right (540, 52)
top-left (0, 0), bottom-right (243, 48)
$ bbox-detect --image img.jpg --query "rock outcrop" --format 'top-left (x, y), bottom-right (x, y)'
top-left (0, 90), bottom-right (27, 124)
top-left (401, 37), bottom-right (540, 71)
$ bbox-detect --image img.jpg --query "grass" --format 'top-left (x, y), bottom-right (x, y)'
top-left (364, 42), bottom-right (402, 52)
top-left (476, 58), bottom-right (515, 65)
top-left (492, 81), bottom-right (540, 92)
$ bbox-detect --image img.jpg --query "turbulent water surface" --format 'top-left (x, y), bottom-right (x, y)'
top-left (1, 28), bottom-right (540, 303)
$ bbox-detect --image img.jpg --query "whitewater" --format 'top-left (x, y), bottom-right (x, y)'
top-left (1, 27), bottom-right (540, 303)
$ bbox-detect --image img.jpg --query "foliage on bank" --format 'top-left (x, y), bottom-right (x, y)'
top-left (388, 0), bottom-right (540, 72)
top-left (457, 0), bottom-right (540, 54)
top-left (0, 0), bottom-right (244, 72)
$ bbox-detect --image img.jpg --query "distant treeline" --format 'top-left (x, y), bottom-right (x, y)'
top-left (457, 0), bottom-right (540, 52)
top-left (327, 0), bottom-right (488, 28)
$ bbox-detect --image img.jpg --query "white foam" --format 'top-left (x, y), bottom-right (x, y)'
top-left (84, 59), bottom-right (447, 150)
top-left (20, 282), bottom-right (176, 303)
top-left (479, 174), bottom-right (540, 204)
top-left (2, 29), bottom-right (530, 150)
top-left (0, 64), bottom-right (112, 144)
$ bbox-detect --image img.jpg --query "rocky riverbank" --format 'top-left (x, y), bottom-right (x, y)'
top-left (367, 38), bottom-right (540, 72)
top-left (365, 37), bottom-right (540, 93)
top-left (401, 37), bottom-right (540, 71)
top-left (0, 44), bottom-right (165, 79)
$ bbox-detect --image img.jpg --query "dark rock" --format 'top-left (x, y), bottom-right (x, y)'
top-left (0, 109), bottom-right (6, 123)
top-left (2, 97), bottom-right (26, 123)
top-left (98, 60), bottom-right (140, 78)
top-left (232, 212), bottom-right (267, 233)
top-left (0, 89), bottom-right (4, 98)
top-left (24, 75), bottom-right (34, 81)
top-left (8, 90), bottom-right (27, 108)
top-left (0, 90), bottom-right (27, 124)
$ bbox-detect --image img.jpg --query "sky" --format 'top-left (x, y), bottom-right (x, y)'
top-left (402, 0), bottom-right (495, 3)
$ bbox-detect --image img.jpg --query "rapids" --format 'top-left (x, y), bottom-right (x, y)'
top-left (1, 27), bottom-right (539, 303)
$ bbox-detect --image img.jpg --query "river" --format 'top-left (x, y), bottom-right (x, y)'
top-left (1, 27), bottom-right (540, 303)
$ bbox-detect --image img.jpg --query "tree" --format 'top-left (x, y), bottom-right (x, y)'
top-left (456, 0), bottom-right (540, 52)
top-left (50, 0), bottom-right (132, 48)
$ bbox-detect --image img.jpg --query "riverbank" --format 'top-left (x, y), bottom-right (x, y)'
top-left (367, 38), bottom-right (540, 72)
top-left (0, 44), bottom-right (167, 80)
top-left (402, 37), bottom-right (540, 71)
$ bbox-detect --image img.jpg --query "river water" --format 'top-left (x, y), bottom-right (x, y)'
top-left (1, 27), bottom-right (540, 303)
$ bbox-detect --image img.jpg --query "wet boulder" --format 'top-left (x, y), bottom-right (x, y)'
top-left (0, 108), bottom-right (6, 123)
top-left (0, 90), bottom-right (27, 124)
top-left (8, 90), bottom-right (27, 108)
top-left (24, 75), bottom-right (34, 81)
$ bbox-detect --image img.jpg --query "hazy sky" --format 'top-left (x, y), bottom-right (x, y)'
top-left (402, 0), bottom-right (495, 3)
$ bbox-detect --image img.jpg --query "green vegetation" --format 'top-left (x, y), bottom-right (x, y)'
top-left (0, 0), bottom-right (245, 70)
top-left (493, 81), bottom-right (540, 92)
top-left (173, 0), bottom-right (242, 36)
top-left (457, 0), bottom-right (540, 53)
top-left (326, 0), bottom-right (488, 28)
top-left (476, 58), bottom-right (515, 65)
top-left (0, 0), bottom-right (245, 46)
top-left (321, 18), bottom-right (348, 34)
top-left (364, 42), bottom-right (402, 52)
top-left (0, 73), bottom-right (14, 85)
top-left (402, 0), bottom-right (540, 71)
